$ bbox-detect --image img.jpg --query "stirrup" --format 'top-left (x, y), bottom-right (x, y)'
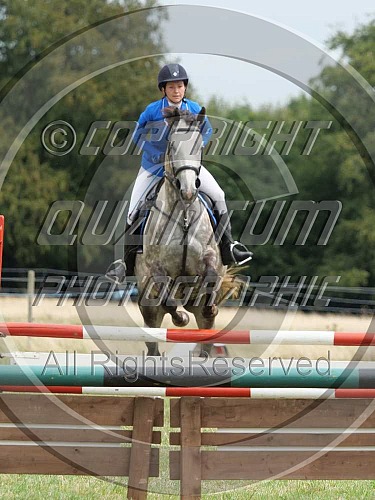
top-left (230, 241), bottom-right (253, 266)
top-left (105, 259), bottom-right (127, 285)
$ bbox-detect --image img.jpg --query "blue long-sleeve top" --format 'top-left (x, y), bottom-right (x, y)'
top-left (132, 96), bottom-right (213, 177)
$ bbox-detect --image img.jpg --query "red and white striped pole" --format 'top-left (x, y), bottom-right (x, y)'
top-left (0, 322), bottom-right (374, 346)
top-left (0, 386), bottom-right (375, 398)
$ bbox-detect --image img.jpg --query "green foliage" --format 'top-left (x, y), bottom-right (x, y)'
top-left (205, 16), bottom-right (375, 288)
top-left (0, 0), bottom-right (166, 270)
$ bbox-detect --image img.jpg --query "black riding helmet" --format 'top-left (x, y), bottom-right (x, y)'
top-left (157, 64), bottom-right (189, 90)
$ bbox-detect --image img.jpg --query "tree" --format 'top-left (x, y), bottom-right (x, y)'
top-left (206, 16), bottom-right (375, 289)
top-left (0, 0), bottom-right (166, 270)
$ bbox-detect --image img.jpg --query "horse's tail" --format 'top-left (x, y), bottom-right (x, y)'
top-left (217, 266), bottom-right (249, 306)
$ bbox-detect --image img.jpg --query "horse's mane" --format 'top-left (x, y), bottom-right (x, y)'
top-left (162, 106), bottom-right (198, 124)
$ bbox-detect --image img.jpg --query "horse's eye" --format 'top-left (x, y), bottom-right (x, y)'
top-left (195, 178), bottom-right (201, 189)
top-left (175, 179), bottom-right (181, 190)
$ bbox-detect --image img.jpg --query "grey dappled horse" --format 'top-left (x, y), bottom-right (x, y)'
top-left (136, 106), bottom-right (232, 357)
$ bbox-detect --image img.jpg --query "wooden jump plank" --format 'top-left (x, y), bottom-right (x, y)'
top-left (0, 395), bottom-right (136, 426)
top-left (0, 428), bottom-right (161, 443)
top-left (170, 399), bottom-right (375, 428)
top-left (0, 446), bottom-right (159, 476)
top-left (170, 450), bottom-right (375, 480)
top-left (170, 432), bottom-right (375, 447)
top-left (0, 394), bottom-right (164, 426)
top-left (128, 398), bottom-right (158, 500)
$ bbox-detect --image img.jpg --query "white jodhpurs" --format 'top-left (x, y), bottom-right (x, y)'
top-left (127, 165), bottom-right (226, 224)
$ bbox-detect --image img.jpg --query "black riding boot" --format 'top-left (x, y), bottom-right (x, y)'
top-left (215, 211), bottom-right (253, 266)
top-left (105, 221), bottom-right (141, 284)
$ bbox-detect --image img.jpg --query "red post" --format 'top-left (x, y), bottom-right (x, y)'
top-left (0, 215), bottom-right (4, 287)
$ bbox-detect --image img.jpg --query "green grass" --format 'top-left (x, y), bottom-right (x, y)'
top-left (0, 475), bottom-right (374, 499)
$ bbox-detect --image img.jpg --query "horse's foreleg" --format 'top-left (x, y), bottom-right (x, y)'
top-left (148, 262), bottom-right (190, 327)
top-left (138, 303), bottom-right (164, 357)
top-left (183, 301), bottom-right (216, 358)
top-left (183, 248), bottom-right (221, 357)
top-left (201, 249), bottom-right (221, 320)
top-left (190, 306), bottom-right (215, 358)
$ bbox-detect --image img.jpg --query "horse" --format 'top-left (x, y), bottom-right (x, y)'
top-left (135, 106), bottom-right (236, 357)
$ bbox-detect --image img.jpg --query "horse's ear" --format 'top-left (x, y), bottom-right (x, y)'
top-left (197, 106), bottom-right (206, 123)
top-left (162, 106), bottom-right (180, 122)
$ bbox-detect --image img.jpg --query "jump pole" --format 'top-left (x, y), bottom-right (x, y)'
top-left (0, 363), bottom-right (375, 388)
top-left (1, 386), bottom-right (375, 398)
top-left (0, 322), bottom-right (375, 346)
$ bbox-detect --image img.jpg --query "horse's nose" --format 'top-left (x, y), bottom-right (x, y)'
top-left (181, 188), bottom-right (196, 201)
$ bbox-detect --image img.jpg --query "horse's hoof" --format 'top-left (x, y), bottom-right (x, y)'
top-left (172, 311), bottom-right (189, 327)
top-left (202, 305), bottom-right (218, 319)
top-left (145, 342), bottom-right (160, 357)
top-left (198, 348), bottom-right (210, 358)
top-left (146, 347), bottom-right (161, 356)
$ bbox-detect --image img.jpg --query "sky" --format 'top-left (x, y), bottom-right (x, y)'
top-left (157, 0), bottom-right (374, 107)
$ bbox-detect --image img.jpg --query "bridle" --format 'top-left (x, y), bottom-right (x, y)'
top-left (161, 120), bottom-right (204, 275)
top-left (164, 124), bottom-right (203, 206)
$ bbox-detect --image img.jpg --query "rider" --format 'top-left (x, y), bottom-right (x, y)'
top-left (106, 63), bottom-right (253, 283)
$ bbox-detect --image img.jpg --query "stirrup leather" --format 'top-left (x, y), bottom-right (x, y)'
top-left (230, 241), bottom-right (253, 265)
